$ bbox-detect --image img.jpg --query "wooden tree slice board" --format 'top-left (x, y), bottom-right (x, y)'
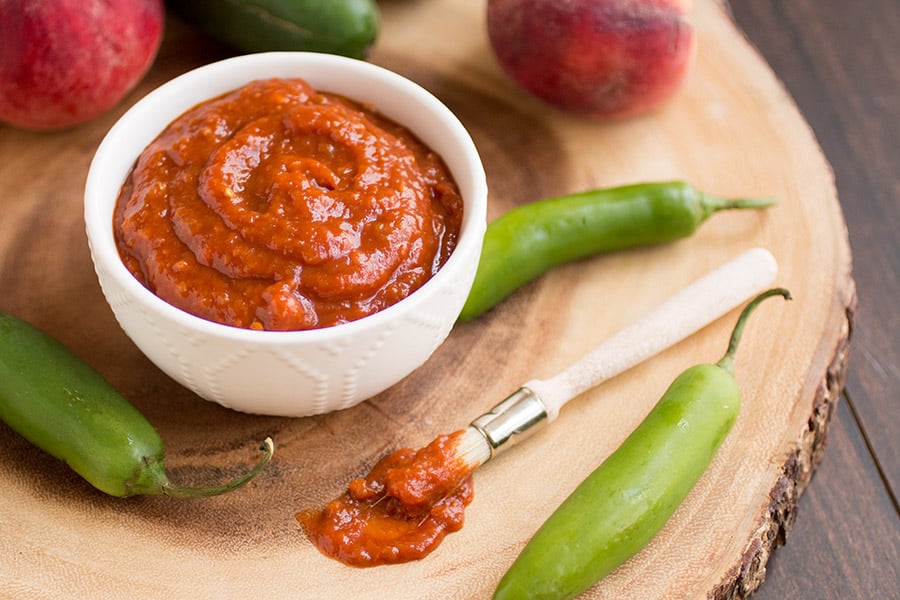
top-left (0, 0), bottom-right (855, 598)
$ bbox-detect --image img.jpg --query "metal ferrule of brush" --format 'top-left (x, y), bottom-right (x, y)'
top-left (469, 387), bottom-right (549, 457)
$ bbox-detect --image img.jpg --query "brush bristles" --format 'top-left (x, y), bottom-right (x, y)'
top-left (456, 426), bottom-right (493, 471)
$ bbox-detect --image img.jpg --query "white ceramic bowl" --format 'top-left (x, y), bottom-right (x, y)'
top-left (84, 53), bottom-right (487, 417)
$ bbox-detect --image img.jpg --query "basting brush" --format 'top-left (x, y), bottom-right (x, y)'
top-left (298, 247), bottom-right (781, 567)
top-left (452, 246), bottom-right (779, 471)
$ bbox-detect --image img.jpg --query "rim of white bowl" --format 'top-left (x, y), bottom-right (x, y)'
top-left (84, 52), bottom-right (487, 343)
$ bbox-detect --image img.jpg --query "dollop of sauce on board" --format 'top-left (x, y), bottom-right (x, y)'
top-left (297, 430), bottom-right (475, 567)
top-left (114, 78), bottom-right (463, 331)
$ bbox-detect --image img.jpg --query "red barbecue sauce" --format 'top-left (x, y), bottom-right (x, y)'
top-left (114, 78), bottom-right (462, 331)
top-left (297, 430), bottom-right (475, 567)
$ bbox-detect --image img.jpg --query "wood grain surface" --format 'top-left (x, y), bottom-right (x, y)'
top-left (728, 1), bottom-right (900, 598)
top-left (0, 1), bottom-right (856, 598)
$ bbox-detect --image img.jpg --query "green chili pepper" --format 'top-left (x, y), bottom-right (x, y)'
top-left (458, 181), bottom-right (776, 322)
top-left (167, 0), bottom-right (380, 60)
top-left (0, 312), bottom-right (273, 498)
top-left (493, 288), bottom-right (792, 600)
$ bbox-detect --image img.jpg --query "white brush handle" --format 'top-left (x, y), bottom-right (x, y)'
top-left (523, 247), bottom-right (778, 421)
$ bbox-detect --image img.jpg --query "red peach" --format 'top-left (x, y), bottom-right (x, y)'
top-left (0, 0), bottom-right (164, 130)
top-left (487, 0), bottom-right (696, 119)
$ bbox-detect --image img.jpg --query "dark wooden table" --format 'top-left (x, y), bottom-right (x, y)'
top-left (727, 1), bottom-right (900, 597)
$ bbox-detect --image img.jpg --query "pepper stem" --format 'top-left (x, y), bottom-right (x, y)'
top-left (161, 437), bottom-right (275, 499)
top-left (702, 193), bottom-right (777, 216)
top-left (716, 288), bottom-right (792, 374)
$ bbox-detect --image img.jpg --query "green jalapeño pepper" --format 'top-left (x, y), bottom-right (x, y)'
top-left (459, 181), bottom-right (775, 322)
top-left (0, 312), bottom-right (273, 498)
top-left (167, 0), bottom-right (380, 60)
top-left (493, 288), bottom-right (792, 600)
